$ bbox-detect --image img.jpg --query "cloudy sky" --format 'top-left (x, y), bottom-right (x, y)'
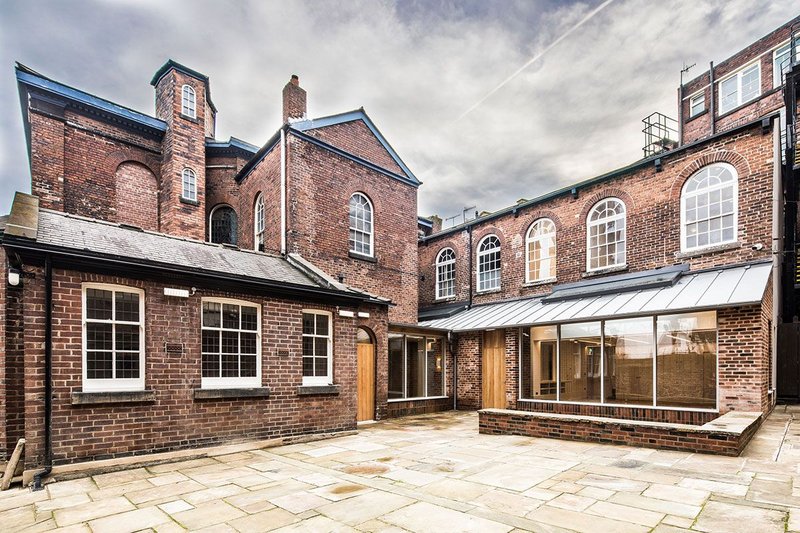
top-left (0, 1), bottom-right (795, 223)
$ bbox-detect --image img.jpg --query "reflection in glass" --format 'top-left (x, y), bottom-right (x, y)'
top-left (604, 317), bottom-right (653, 405)
top-left (388, 334), bottom-right (404, 399)
top-left (559, 322), bottom-right (602, 403)
top-left (520, 326), bottom-right (558, 400)
top-left (656, 311), bottom-right (716, 408)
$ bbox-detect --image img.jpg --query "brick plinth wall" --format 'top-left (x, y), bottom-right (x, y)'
top-left (479, 409), bottom-right (762, 456)
top-left (387, 398), bottom-right (453, 418)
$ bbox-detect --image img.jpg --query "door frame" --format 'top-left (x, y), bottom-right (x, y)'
top-left (357, 326), bottom-right (377, 422)
top-left (482, 329), bottom-right (506, 409)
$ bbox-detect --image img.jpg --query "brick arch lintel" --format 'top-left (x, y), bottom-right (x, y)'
top-left (579, 188), bottom-right (635, 221)
top-left (107, 150), bottom-right (161, 182)
top-left (669, 150), bottom-right (752, 201)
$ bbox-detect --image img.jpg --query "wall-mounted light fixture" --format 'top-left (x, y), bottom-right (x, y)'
top-left (8, 268), bottom-right (20, 287)
top-left (164, 287), bottom-right (190, 298)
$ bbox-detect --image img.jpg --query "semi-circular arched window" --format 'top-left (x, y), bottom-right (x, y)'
top-left (181, 84), bottom-right (196, 118)
top-left (181, 168), bottom-right (197, 202)
top-left (526, 218), bottom-right (556, 282)
top-left (349, 193), bottom-right (373, 257)
top-left (435, 248), bottom-right (456, 299)
top-left (477, 235), bottom-right (501, 292)
top-left (587, 198), bottom-right (626, 271)
top-left (681, 163), bottom-right (738, 251)
top-left (209, 205), bottom-right (238, 245)
top-left (254, 193), bottom-right (265, 251)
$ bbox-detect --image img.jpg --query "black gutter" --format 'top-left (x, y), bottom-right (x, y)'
top-left (422, 114), bottom-right (777, 243)
top-left (32, 254), bottom-right (52, 490)
top-left (709, 61), bottom-right (716, 136)
top-left (467, 226), bottom-right (473, 309)
top-left (3, 239), bottom-right (372, 307)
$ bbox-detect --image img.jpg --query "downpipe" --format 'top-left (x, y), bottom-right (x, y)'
top-left (32, 254), bottom-right (53, 491)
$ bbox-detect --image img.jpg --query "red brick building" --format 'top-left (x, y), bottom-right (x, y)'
top-left (2, 16), bottom-right (799, 485)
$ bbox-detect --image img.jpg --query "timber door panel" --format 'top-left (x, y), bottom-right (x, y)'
top-left (482, 329), bottom-right (506, 409)
top-left (357, 343), bottom-right (375, 421)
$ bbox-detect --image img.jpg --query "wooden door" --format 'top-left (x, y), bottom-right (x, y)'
top-left (482, 329), bottom-right (506, 408)
top-left (357, 343), bottom-right (375, 421)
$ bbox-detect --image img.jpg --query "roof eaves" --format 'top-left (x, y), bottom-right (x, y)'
top-left (233, 126), bottom-right (285, 183)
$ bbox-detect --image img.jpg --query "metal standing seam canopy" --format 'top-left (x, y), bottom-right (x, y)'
top-left (418, 262), bottom-right (772, 332)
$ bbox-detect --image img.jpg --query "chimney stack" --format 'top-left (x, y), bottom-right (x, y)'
top-left (282, 75), bottom-right (307, 123)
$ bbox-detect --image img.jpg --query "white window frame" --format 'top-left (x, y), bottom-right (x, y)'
top-left (254, 193), bottom-right (265, 251)
top-left (680, 163), bottom-right (738, 253)
top-left (181, 84), bottom-right (196, 118)
top-left (525, 218), bottom-right (557, 283)
top-left (689, 93), bottom-right (705, 117)
top-left (182, 168), bottom-right (197, 202)
top-left (586, 198), bottom-right (626, 272)
top-left (82, 283), bottom-right (145, 392)
top-left (435, 248), bottom-right (456, 300)
top-left (201, 297), bottom-right (262, 389)
top-left (348, 193), bottom-right (374, 257)
top-left (476, 234), bottom-right (501, 292)
top-left (773, 40), bottom-right (799, 88)
top-left (302, 310), bottom-right (333, 386)
top-left (717, 61), bottom-right (761, 115)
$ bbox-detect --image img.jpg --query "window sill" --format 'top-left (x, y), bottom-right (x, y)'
top-left (180, 197), bottom-right (200, 206)
top-left (675, 241), bottom-right (741, 259)
top-left (297, 384), bottom-right (340, 396)
top-left (180, 113), bottom-right (200, 124)
top-left (582, 265), bottom-right (628, 278)
top-left (523, 277), bottom-right (557, 288)
top-left (476, 287), bottom-right (502, 295)
top-left (435, 295), bottom-right (457, 302)
top-left (72, 390), bottom-right (156, 405)
top-left (387, 396), bottom-right (448, 403)
top-left (684, 109), bottom-right (708, 123)
top-left (193, 387), bottom-right (270, 400)
top-left (349, 251), bottom-right (377, 263)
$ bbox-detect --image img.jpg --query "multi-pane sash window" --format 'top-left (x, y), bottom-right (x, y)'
top-left (718, 62), bottom-right (760, 114)
top-left (587, 198), bottom-right (626, 271)
top-left (210, 205), bottom-right (238, 245)
top-left (689, 93), bottom-right (705, 117)
top-left (83, 284), bottom-right (144, 392)
top-left (477, 235), bottom-right (501, 292)
top-left (526, 218), bottom-right (556, 282)
top-left (254, 193), bottom-right (265, 251)
top-left (349, 193), bottom-right (373, 257)
top-left (681, 164), bottom-right (737, 251)
top-left (435, 248), bottom-right (456, 299)
top-left (774, 42), bottom-right (800, 88)
top-left (201, 299), bottom-right (260, 388)
top-left (181, 84), bottom-right (196, 118)
top-left (182, 168), bottom-right (197, 201)
top-left (302, 311), bottom-right (332, 385)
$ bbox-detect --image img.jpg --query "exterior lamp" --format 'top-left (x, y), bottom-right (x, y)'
top-left (8, 268), bottom-right (20, 287)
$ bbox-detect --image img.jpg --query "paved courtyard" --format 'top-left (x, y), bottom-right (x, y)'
top-left (2, 407), bottom-right (800, 532)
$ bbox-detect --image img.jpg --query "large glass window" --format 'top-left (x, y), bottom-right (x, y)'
top-left (83, 285), bottom-right (145, 392)
top-left (719, 62), bottom-right (760, 114)
top-left (477, 235), bottom-right (501, 292)
top-left (681, 164), bottom-right (737, 251)
top-left (526, 219), bottom-right (556, 282)
top-left (201, 300), bottom-right (260, 388)
top-left (587, 199), bottom-right (626, 271)
top-left (656, 311), bottom-right (716, 409)
top-left (210, 205), bottom-right (238, 245)
top-left (604, 317), bottom-right (653, 405)
top-left (435, 248), bottom-right (456, 299)
top-left (302, 311), bottom-right (332, 385)
top-left (388, 333), bottom-right (445, 400)
top-left (181, 84), bottom-right (196, 118)
top-left (254, 193), bottom-right (265, 251)
top-left (559, 322), bottom-right (603, 403)
top-left (349, 193), bottom-right (373, 257)
top-left (519, 311), bottom-right (717, 410)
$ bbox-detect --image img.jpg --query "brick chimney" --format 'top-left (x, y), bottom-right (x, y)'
top-left (282, 75), bottom-right (307, 123)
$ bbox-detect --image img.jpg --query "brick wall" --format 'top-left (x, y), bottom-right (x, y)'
top-left (4, 269), bottom-right (25, 458)
top-left (304, 120), bottom-right (405, 175)
top-left (681, 16), bottom-right (798, 144)
top-left (455, 331), bottom-right (481, 410)
top-left (18, 268), bottom-right (375, 466)
top-left (286, 134), bottom-right (419, 323)
top-left (0, 249), bottom-right (5, 461)
top-left (420, 123), bottom-right (773, 309)
top-left (115, 162), bottom-right (159, 231)
top-left (237, 147), bottom-right (282, 253)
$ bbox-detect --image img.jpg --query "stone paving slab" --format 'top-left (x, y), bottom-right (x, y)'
top-left (3, 407), bottom-right (800, 532)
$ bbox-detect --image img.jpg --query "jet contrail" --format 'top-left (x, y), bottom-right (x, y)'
top-left (453, 0), bottom-right (617, 123)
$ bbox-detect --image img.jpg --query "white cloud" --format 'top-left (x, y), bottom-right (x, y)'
top-left (0, 0), bottom-right (794, 222)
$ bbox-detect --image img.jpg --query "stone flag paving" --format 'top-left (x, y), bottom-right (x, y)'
top-left (2, 405), bottom-right (800, 532)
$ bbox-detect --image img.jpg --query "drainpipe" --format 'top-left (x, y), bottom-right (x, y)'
top-left (709, 62), bottom-right (716, 136)
top-left (772, 115), bottom-right (782, 398)
top-left (450, 331), bottom-right (457, 411)
top-left (32, 254), bottom-right (53, 491)
top-left (467, 226), bottom-right (473, 309)
top-left (280, 128), bottom-right (287, 255)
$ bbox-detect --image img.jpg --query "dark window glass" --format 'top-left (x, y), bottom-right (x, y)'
top-left (210, 206), bottom-right (238, 245)
top-left (115, 292), bottom-right (139, 322)
top-left (86, 289), bottom-right (112, 320)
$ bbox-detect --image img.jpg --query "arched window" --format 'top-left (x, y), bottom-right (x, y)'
top-left (181, 168), bottom-right (197, 201)
top-left (526, 218), bottom-right (556, 282)
top-left (254, 193), bottom-right (265, 251)
top-left (209, 205), bottom-right (238, 245)
top-left (435, 248), bottom-right (456, 299)
top-left (181, 84), bottom-right (196, 118)
top-left (349, 193), bottom-right (373, 257)
top-left (681, 163), bottom-right (738, 251)
top-left (587, 198), bottom-right (626, 271)
top-left (477, 235), bottom-right (501, 292)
